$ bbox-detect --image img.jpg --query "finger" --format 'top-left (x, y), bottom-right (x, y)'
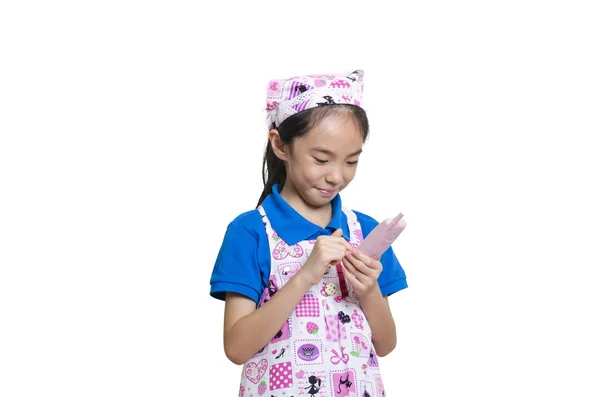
top-left (326, 247), bottom-right (348, 265)
top-left (324, 239), bottom-right (351, 253)
top-left (332, 237), bottom-right (351, 249)
top-left (345, 251), bottom-right (375, 276)
top-left (352, 248), bottom-right (381, 270)
top-left (343, 257), bottom-right (369, 284)
top-left (351, 248), bottom-right (373, 266)
top-left (346, 252), bottom-right (379, 279)
top-left (341, 261), bottom-right (362, 290)
top-left (330, 229), bottom-right (351, 246)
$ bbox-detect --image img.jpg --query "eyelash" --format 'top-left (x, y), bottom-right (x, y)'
top-left (313, 157), bottom-right (358, 165)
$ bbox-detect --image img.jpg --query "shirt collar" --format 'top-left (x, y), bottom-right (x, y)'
top-left (260, 184), bottom-right (350, 245)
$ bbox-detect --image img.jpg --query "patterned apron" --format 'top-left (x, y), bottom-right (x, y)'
top-left (238, 205), bottom-right (386, 397)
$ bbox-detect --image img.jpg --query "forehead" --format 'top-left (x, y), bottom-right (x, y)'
top-left (299, 112), bottom-right (364, 150)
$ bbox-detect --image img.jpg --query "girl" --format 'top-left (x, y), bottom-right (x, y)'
top-left (210, 70), bottom-right (407, 396)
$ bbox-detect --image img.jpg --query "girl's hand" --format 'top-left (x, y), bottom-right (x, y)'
top-left (297, 229), bottom-right (350, 286)
top-left (342, 248), bottom-right (383, 299)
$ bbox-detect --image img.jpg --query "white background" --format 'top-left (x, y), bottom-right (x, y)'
top-left (1, 0), bottom-right (599, 395)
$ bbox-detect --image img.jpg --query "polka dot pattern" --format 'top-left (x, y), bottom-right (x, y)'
top-left (269, 362), bottom-right (293, 390)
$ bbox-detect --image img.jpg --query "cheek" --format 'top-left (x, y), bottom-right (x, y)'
top-left (290, 159), bottom-right (319, 182)
top-left (297, 159), bottom-right (320, 177)
top-left (343, 166), bottom-right (358, 181)
top-left (303, 166), bottom-right (323, 183)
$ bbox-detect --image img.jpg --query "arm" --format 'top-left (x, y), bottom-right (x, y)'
top-left (342, 248), bottom-right (397, 357)
top-left (224, 274), bottom-right (311, 365)
top-left (223, 229), bottom-right (350, 365)
top-left (359, 286), bottom-right (396, 356)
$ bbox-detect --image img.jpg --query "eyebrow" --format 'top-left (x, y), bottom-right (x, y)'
top-left (312, 147), bottom-right (363, 157)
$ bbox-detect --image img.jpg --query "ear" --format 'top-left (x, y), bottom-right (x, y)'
top-left (268, 129), bottom-right (289, 161)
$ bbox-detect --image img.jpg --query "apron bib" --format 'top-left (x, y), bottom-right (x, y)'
top-left (238, 206), bottom-right (387, 397)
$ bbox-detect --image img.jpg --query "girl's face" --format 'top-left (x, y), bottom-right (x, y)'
top-left (280, 111), bottom-right (364, 208)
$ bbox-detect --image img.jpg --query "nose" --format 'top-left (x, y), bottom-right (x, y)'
top-left (325, 166), bottom-right (343, 185)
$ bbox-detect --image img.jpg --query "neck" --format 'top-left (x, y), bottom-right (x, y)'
top-left (279, 183), bottom-right (332, 228)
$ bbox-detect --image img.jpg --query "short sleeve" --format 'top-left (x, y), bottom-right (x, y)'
top-left (354, 210), bottom-right (408, 296)
top-left (210, 221), bottom-right (263, 305)
top-left (378, 245), bottom-right (408, 296)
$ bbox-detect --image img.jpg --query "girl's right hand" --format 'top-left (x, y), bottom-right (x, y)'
top-left (297, 228), bottom-right (351, 286)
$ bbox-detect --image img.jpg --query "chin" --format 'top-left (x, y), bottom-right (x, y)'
top-left (296, 190), bottom-right (327, 207)
top-left (307, 196), bottom-right (330, 208)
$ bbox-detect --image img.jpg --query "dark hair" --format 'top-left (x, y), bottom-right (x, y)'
top-left (257, 104), bottom-right (370, 207)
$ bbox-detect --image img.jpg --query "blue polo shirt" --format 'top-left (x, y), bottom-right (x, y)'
top-left (209, 184), bottom-right (407, 305)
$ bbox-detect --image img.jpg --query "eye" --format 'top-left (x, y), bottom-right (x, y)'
top-left (347, 160), bottom-right (359, 165)
top-left (313, 157), bottom-right (327, 164)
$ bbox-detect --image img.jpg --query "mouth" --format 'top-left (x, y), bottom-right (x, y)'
top-left (317, 188), bottom-right (337, 197)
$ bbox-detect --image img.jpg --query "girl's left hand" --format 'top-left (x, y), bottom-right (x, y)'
top-left (341, 248), bottom-right (383, 299)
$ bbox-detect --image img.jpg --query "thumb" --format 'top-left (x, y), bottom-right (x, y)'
top-left (332, 228), bottom-right (343, 237)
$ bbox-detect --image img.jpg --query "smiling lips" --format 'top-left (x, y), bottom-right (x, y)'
top-left (317, 188), bottom-right (336, 197)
